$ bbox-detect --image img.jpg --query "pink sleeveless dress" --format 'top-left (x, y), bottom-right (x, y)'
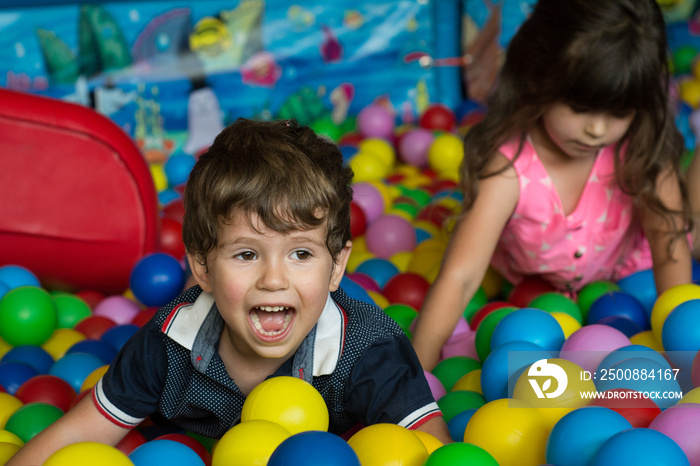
top-left (489, 137), bottom-right (653, 294)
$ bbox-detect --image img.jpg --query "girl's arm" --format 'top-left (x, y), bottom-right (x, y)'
top-left (6, 393), bottom-right (131, 466)
top-left (412, 154), bottom-right (519, 370)
top-left (643, 166), bottom-right (693, 294)
top-left (686, 149), bottom-right (700, 259)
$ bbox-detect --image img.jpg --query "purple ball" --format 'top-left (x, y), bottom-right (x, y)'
top-left (560, 325), bottom-right (631, 374)
top-left (649, 403), bottom-right (700, 465)
top-left (352, 182), bottom-right (385, 224)
top-left (424, 370), bottom-right (447, 401)
top-left (357, 104), bottom-right (395, 139)
top-left (398, 128), bottom-right (434, 167)
top-left (93, 295), bottom-right (140, 325)
top-left (365, 215), bottom-right (417, 259)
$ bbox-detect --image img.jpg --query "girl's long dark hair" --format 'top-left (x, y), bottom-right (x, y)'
top-left (461, 0), bottom-right (692, 242)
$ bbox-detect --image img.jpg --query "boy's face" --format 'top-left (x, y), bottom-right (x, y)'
top-left (188, 211), bottom-right (351, 362)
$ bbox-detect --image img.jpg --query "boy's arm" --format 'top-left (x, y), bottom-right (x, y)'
top-left (7, 393), bottom-right (131, 466)
top-left (413, 416), bottom-right (453, 445)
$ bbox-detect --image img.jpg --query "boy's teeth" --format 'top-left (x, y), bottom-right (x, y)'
top-left (256, 305), bottom-right (289, 312)
top-left (250, 310), bottom-right (292, 336)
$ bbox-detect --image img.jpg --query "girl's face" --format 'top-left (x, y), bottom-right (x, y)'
top-left (541, 102), bottom-right (636, 158)
top-left (188, 211), bottom-right (351, 362)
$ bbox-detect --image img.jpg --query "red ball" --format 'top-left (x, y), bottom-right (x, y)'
top-left (590, 388), bottom-right (661, 427)
top-left (15, 375), bottom-right (77, 412)
top-left (75, 290), bottom-right (106, 310)
top-left (69, 387), bottom-right (91, 408)
top-left (382, 272), bottom-right (431, 311)
top-left (155, 433), bottom-right (212, 466)
top-left (116, 429), bottom-right (148, 455)
top-left (161, 199), bottom-right (185, 222)
top-left (131, 307), bottom-right (157, 327)
top-left (338, 132), bottom-right (364, 147)
top-left (159, 217), bottom-right (186, 259)
top-left (74, 315), bottom-right (117, 339)
top-left (350, 201), bottom-right (367, 238)
top-left (416, 204), bottom-right (453, 228)
top-left (469, 301), bottom-right (513, 330)
top-left (419, 104), bottom-right (456, 132)
top-left (508, 276), bottom-right (557, 308)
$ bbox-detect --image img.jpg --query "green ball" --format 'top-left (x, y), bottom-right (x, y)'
top-left (383, 304), bottom-right (418, 337)
top-left (5, 402), bottom-right (64, 443)
top-left (53, 294), bottom-right (92, 329)
top-left (475, 307), bottom-right (517, 362)
top-left (432, 356), bottom-right (482, 391)
top-left (576, 281), bottom-right (620, 318)
top-left (310, 115), bottom-right (343, 142)
top-left (528, 292), bottom-right (583, 324)
top-left (0, 286), bottom-right (57, 346)
top-left (424, 442), bottom-right (498, 466)
top-left (392, 202), bottom-right (419, 217)
top-left (398, 187), bottom-right (432, 208)
top-left (673, 44), bottom-right (699, 75)
top-left (436, 390), bottom-right (486, 423)
top-left (464, 287), bottom-right (488, 322)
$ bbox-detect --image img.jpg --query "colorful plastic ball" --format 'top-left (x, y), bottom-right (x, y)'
top-left (576, 280), bottom-right (620, 314)
top-left (474, 306), bottom-right (518, 362)
top-left (546, 406), bottom-right (633, 466)
top-left (649, 403), bottom-right (700, 465)
top-left (508, 276), bottom-right (557, 308)
top-left (52, 294), bottom-right (92, 330)
top-left (4, 402), bottom-right (63, 442)
top-left (349, 202), bottom-right (367, 239)
top-left (212, 420), bottom-right (290, 466)
top-left (382, 273), bottom-right (429, 311)
top-left (650, 283), bottom-right (700, 342)
top-left (130, 439), bottom-right (205, 466)
top-left (268, 431), bottom-right (360, 466)
top-left (2, 345), bottom-right (54, 374)
top-left (419, 104), bottom-right (457, 132)
top-left (0, 265), bottom-right (41, 289)
top-left (591, 427), bottom-right (689, 466)
top-left (130, 307), bottom-right (157, 327)
top-left (355, 258), bottom-right (399, 289)
top-left (164, 153), bottom-right (196, 187)
top-left (617, 269), bottom-right (657, 314)
top-left (66, 339), bottom-right (118, 365)
top-left (629, 330), bottom-right (664, 352)
top-left (0, 392), bottom-right (23, 427)
top-left (365, 215), bottom-right (417, 259)
top-left (93, 296), bottom-right (140, 325)
top-left (589, 388), bottom-right (662, 427)
top-left (424, 370), bottom-right (447, 401)
top-left (398, 128), bottom-right (434, 167)
top-left (44, 441), bottom-right (134, 466)
top-left (551, 311), bottom-right (583, 339)
top-left (15, 374), bottom-right (76, 412)
top-left (596, 316), bottom-right (644, 338)
top-left (160, 217), bottom-right (186, 259)
top-left (241, 376), bottom-right (328, 435)
top-left (529, 292), bottom-right (583, 324)
top-left (383, 304), bottom-right (417, 337)
top-left (41, 328), bottom-right (86, 360)
top-left (469, 301), bottom-right (512, 330)
top-left (49, 352), bottom-right (105, 393)
top-left (446, 408), bottom-right (477, 442)
top-left (73, 315), bottom-right (117, 340)
top-left (80, 365), bottom-right (108, 392)
top-left (0, 362), bottom-right (39, 395)
top-left (452, 369), bottom-right (482, 393)
top-left (357, 104), bottom-right (395, 139)
top-left (345, 272), bottom-right (380, 294)
top-left (0, 442), bottom-right (20, 464)
top-left (0, 286), bottom-right (57, 346)
top-left (560, 325), bottom-right (631, 374)
top-left (437, 390), bottom-right (486, 423)
top-left (432, 356), bottom-right (482, 392)
top-left (662, 299), bottom-right (700, 372)
top-left (596, 357), bottom-right (681, 410)
top-left (352, 182), bottom-right (386, 224)
top-left (587, 291), bottom-right (649, 329)
top-left (491, 308), bottom-right (565, 353)
top-left (427, 133), bottom-right (463, 176)
top-left (425, 438), bottom-right (498, 465)
top-left (347, 423), bottom-right (428, 466)
top-left (100, 324), bottom-right (139, 352)
top-left (674, 44), bottom-right (700, 75)
top-left (358, 138), bottom-right (396, 169)
top-left (463, 398), bottom-right (548, 466)
top-left (480, 341), bottom-right (552, 402)
top-left (116, 429), bottom-right (147, 456)
top-left (130, 253), bottom-right (185, 308)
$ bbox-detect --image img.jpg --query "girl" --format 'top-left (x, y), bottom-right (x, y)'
top-left (412, 0), bottom-right (695, 371)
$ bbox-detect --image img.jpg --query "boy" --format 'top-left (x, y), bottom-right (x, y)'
top-left (9, 119), bottom-right (451, 464)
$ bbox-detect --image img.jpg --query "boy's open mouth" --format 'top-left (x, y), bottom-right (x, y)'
top-left (250, 305), bottom-right (294, 336)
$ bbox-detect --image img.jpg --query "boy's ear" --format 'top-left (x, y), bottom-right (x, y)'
top-left (187, 253), bottom-right (213, 293)
top-left (329, 240), bottom-right (352, 292)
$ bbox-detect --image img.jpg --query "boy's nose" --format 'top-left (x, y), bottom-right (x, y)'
top-left (257, 260), bottom-right (289, 290)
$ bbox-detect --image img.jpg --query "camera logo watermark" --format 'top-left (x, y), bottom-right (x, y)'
top-left (528, 359), bottom-right (568, 399)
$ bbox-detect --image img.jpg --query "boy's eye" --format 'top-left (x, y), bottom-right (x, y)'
top-left (235, 251), bottom-right (257, 261)
top-left (292, 250), bottom-right (312, 260)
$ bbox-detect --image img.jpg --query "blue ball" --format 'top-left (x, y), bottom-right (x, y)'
top-left (0, 361), bottom-right (39, 394)
top-left (661, 299), bottom-right (700, 372)
top-left (587, 292), bottom-right (649, 329)
top-left (129, 439), bottom-right (205, 466)
top-left (1, 345), bottom-right (54, 374)
top-left (490, 308), bottom-right (565, 352)
top-left (164, 153), bottom-right (196, 187)
top-left (100, 324), bottom-right (139, 351)
top-left (447, 408), bottom-right (477, 442)
top-left (591, 427), bottom-right (689, 466)
top-left (596, 316), bottom-right (643, 338)
top-left (547, 406), bottom-right (632, 466)
top-left (596, 345), bottom-right (670, 375)
top-left (480, 341), bottom-right (552, 402)
top-left (49, 352), bottom-right (105, 393)
top-left (617, 269), bottom-right (657, 316)
top-left (268, 431), bottom-right (360, 466)
top-left (340, 276), bottom-right (376, 306)
top-left (67, 339), bottom-right (118, 365)
top-left (158, 188), bottom-right (181, 206)
top-left (0, 265), bottom-right (40, 290)
top-left (130, 253), bottom-right (185, 307)
top-left (355, 258), bottom-right (399, 289)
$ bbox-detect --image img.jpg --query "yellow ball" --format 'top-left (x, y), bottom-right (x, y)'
top-left (0, 442), bottom-right (21, 465)
top-left (80, 365), bottom-right (109, 392)
top-left (350, 152), bottom-right (390, 182)
top-left (346, 250), bottom-right (374, 273)
top-left (212, 420), bottom-right (290, 466)
top-left (367, 291), bottom-right (389, 309)
top-left (41, 328), bottom-right (85, 360)
top-left (550, 312), bottom-right (582, 339)
top-left (0, 338), bottom-right (10, 360)
top-left (650, 283), bottom-right (700, 342)
top-left (389, 251), bottom-right (413, 272)
top-left (149, 163), bottom-right (168, 193)
top-left (413, 220), bottom-right (443, 240)
top-left (0, 394), bottom-right (22, 429)
top-left (428, 134), bottom-right (464, 175)
top-left (463, 399), bottom-right (548, 466)
top-left (452, 369), bottom-right (482, 394)
top-left (481, 266), bottom-right (504, 300)
top-left (413, 430), bottom-right (444, 455)
top-left (512, 358), bottom-right (595, 431)
top-left (43, 442), bottom-right (132, 466)
top-left (358, 138), bottom-right (396, 169)
top-left (680, 78), bottom-right (700, 108)
top-left (367, 180), bottom-right (396, 208)
top-left (0, 429), bottom-right (23, 447)
top-left (679, 386), bottom-right (700, 405)
top-left (348, 423), bottom-right (428, 466)
top-left (353, 235), bottom-right (368, 252)
top-left (629, 329), bottom-right (664, 351)
top-left (241, 376), bottom-right (329, 435)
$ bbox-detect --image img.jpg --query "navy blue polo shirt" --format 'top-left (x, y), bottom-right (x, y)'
top-left (93, 286), bottom-right (441, 438)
